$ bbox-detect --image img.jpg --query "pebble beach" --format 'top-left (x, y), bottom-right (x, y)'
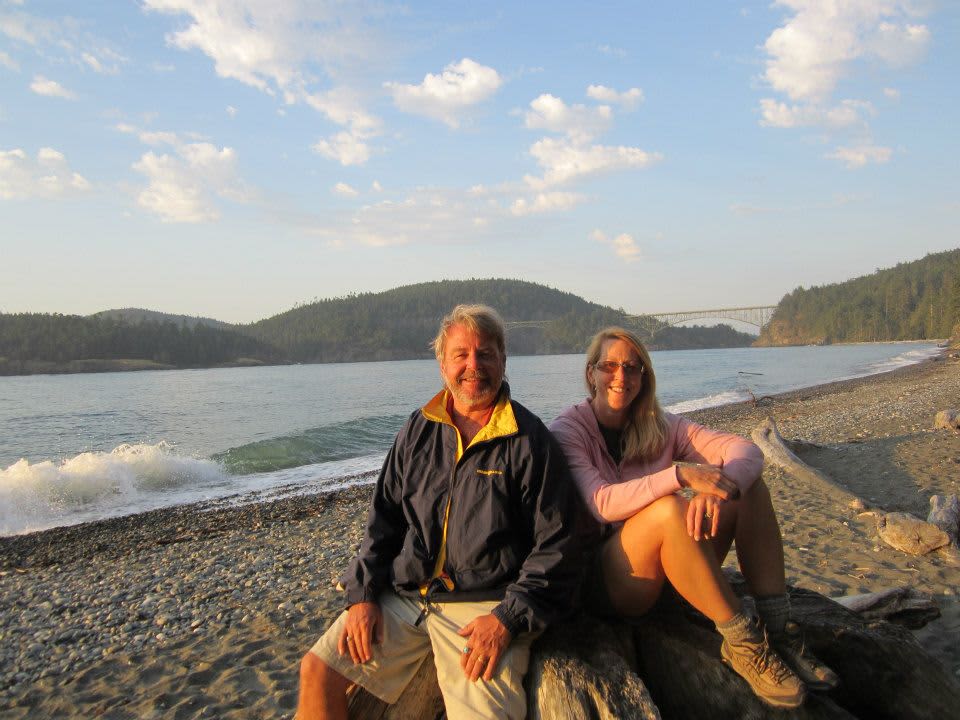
top-left (2, 354), bottom-right (960, 718)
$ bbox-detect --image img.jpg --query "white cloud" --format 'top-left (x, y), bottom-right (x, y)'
top-left (0, 9), bottom-right (57, 46)
top-left (386, 58), bottom-right (502, 127)
top-left (597, 44), bottom-right (626, 59)
top-left (524, 94), bottom-right (612, 143)
top-left (825, 142), bottom-right (892, 168)
top-left (526, 138), bottom-right (662, 187)
top-left (30, 75), bottom-right (76, 99)
top-left (1, 10), bottom-right (125, 74)
top-left (143, 0), bottom-right (385, 134)
top-left (310, 185), bottom-right (513, 249)
top-left (0, 147), bottom-right (91, 200)
top-left (371, 180), bottom-right (382, 192)
top-left (81, 52), bottom-right (104, 73)
top-left (869, 20), bottom-right (931, 66)
top-left (312, 131), bottom-right (371, 166)
top-left (586, 85), bottom-right (644, 109)
top-left (759, 98), bottom-right (873, 128)
top-left (511, 191), bottom-right (583, 216)
top-left (0, 50), bottom-right (18, 70)
top-left (763, 0), bottom-right (930, 103)
top-left (132, 137), bottom-right (250, 223)
top-left (226, 105), bottom-right (238, 117)
top-left (333, 181), bottom-right (358, 196)
top-left (591, 229), bottom-right (640, 262)
top-left (304, 87), bottom-right (381, 136)
top-left (883, 87), bottom-right (901, 101)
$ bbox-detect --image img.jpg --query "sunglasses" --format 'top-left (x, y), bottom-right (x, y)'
top-left (593, 360), bottom-right (645, 376)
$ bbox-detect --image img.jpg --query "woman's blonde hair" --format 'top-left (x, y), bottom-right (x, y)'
top-left (584, 327), bottom-right (668, 461)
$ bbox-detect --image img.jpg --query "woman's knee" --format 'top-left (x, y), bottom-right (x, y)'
top-left (644, 493), bottom-right (688, 526)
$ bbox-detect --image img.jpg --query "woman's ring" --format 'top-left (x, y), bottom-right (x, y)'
top-left (704, 512), bottom-right (713, 519)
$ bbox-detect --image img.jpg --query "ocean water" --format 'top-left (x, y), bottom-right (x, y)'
top-left (0, 342), bottom-right (940, 536)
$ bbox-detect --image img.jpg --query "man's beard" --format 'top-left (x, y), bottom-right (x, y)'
top-left (446, 371), bottom-right (499, 409)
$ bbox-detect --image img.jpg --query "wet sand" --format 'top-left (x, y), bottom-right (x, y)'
top-left (2, 354), bottom-right (959, 718)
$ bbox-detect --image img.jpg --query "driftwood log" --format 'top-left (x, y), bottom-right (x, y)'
top-left (834, 587), bottom-right (941, 629)
top-left (751, 418), bottom-right (957, 558)
top-left (348, 578), bottom-right (960, 719)
top-left (750, 417), bottom-right (865, 510)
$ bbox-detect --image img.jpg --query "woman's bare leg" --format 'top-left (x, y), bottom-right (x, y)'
top-left (708, 478), bottom-right (786, 598)
top-left (602, 494), bottom-right (740, 623)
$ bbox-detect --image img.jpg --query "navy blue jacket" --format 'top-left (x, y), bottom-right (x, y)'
top-left (340, 384), bottom-right (584, 636)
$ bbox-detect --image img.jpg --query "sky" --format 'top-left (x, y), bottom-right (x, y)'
top-left (1, 1), bottom-right (958, 324)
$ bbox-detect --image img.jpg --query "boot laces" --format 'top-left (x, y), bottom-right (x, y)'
top-left (748, 630), bottom-right (793, 683)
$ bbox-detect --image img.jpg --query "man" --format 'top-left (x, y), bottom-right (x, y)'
top-left (297, 304), bottom-right (583, 720)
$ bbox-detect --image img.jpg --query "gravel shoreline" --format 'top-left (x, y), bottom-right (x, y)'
top-left (3, 355), bottom-right (959, 717)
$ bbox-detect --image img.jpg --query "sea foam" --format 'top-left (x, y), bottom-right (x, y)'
top-left (0, 442), bottom-right (226, 536)
top-left (665, 390), bottom-right (751, 414)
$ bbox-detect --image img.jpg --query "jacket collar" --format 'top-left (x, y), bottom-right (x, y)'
top-left (422, 381), bottom-right (518, 442)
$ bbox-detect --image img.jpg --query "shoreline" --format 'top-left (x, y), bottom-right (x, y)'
top-left (2, 353), bottom-right (960, 717)
top-left (1, 337), bottom-right (941, 378)
top-left (1, 342), bottom-right (942, 538)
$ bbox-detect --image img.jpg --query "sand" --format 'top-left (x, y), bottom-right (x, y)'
top-left (2, 353), bottom-right (959, 718)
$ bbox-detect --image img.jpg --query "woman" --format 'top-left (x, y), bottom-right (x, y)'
top-left (550, 328), bottom-right (837, 709)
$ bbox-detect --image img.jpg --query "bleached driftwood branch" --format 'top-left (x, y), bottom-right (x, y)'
top-left (835, 587), bottom-right (941, 629)
top-left (750, 416), bottom-right (866, 510)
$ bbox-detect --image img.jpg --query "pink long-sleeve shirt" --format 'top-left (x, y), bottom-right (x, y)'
top-left (550, 400), bottom-right (764, 525)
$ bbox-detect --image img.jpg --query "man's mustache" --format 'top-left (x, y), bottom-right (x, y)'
top-left (458, 371), bottom-right (490, 382)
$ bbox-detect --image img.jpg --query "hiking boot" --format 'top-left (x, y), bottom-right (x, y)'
top-left (720, 620), bottom-right (806, 708)
top-left (772, 621), bottom-right (839, 691)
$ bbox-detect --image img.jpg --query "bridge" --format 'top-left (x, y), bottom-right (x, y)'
top-left (632, 306), bottom-right (777, 330)
top-left (505, 305), bottom-right (777, 334)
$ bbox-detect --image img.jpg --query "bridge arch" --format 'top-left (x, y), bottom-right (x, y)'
top-left (630, 306), bottom-right (777, 330)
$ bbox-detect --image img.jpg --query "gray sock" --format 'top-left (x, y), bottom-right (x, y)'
top-left (716, 610), bottom-right (756, 642)
top-left (755, 594), bottom-right (790, 636)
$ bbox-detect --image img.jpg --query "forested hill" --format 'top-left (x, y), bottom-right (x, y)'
top-left (92, 308), bottom-right (232, 331)
top-left (0, 313), bottom-right (281, 376)
top-left (757, 249), bottom-right (960, 346)
top-left (243, 278), bottom-right (631, 362)
top-left (0, 279), bottom-right (756, 375)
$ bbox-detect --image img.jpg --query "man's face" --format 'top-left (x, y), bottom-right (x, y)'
top-left (440, 323), bottom-right (505, 413)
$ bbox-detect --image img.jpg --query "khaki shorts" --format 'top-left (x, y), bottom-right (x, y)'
top-left (309, 592), bottom-right (536, 720)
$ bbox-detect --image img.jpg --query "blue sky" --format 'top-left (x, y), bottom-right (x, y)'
top-left (1, 1), bottom-right (957, 323)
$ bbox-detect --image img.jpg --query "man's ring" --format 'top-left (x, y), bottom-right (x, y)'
top-left (462, 645), bottom-right (471, 655)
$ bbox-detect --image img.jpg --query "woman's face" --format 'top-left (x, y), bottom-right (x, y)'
top-left (589, 338), bottom-right (644, 423)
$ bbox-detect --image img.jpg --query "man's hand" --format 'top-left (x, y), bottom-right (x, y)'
top-left (457, 613), bottom-right (512, 682)
top-left (338, 601), bottom-right (382, 664)
top-left (676, 462), bottom-right (740, 501)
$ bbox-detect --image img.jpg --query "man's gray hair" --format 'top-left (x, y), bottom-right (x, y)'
top-left (432, 304), bottom-right (507, 359)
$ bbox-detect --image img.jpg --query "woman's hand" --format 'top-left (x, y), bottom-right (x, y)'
top-left (338, 601), bottom-right (383, 664)
top-left (676, 462), bottom-right (740, 501)
top-left (686, 492), bottom-right (723, 541)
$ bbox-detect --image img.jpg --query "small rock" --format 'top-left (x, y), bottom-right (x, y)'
top-left (927, 494), bottom-right (960, 545)
top-left (878, 512), bottom-right (951, 555)
top-left (934, 409), bottom-right (960, 431)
